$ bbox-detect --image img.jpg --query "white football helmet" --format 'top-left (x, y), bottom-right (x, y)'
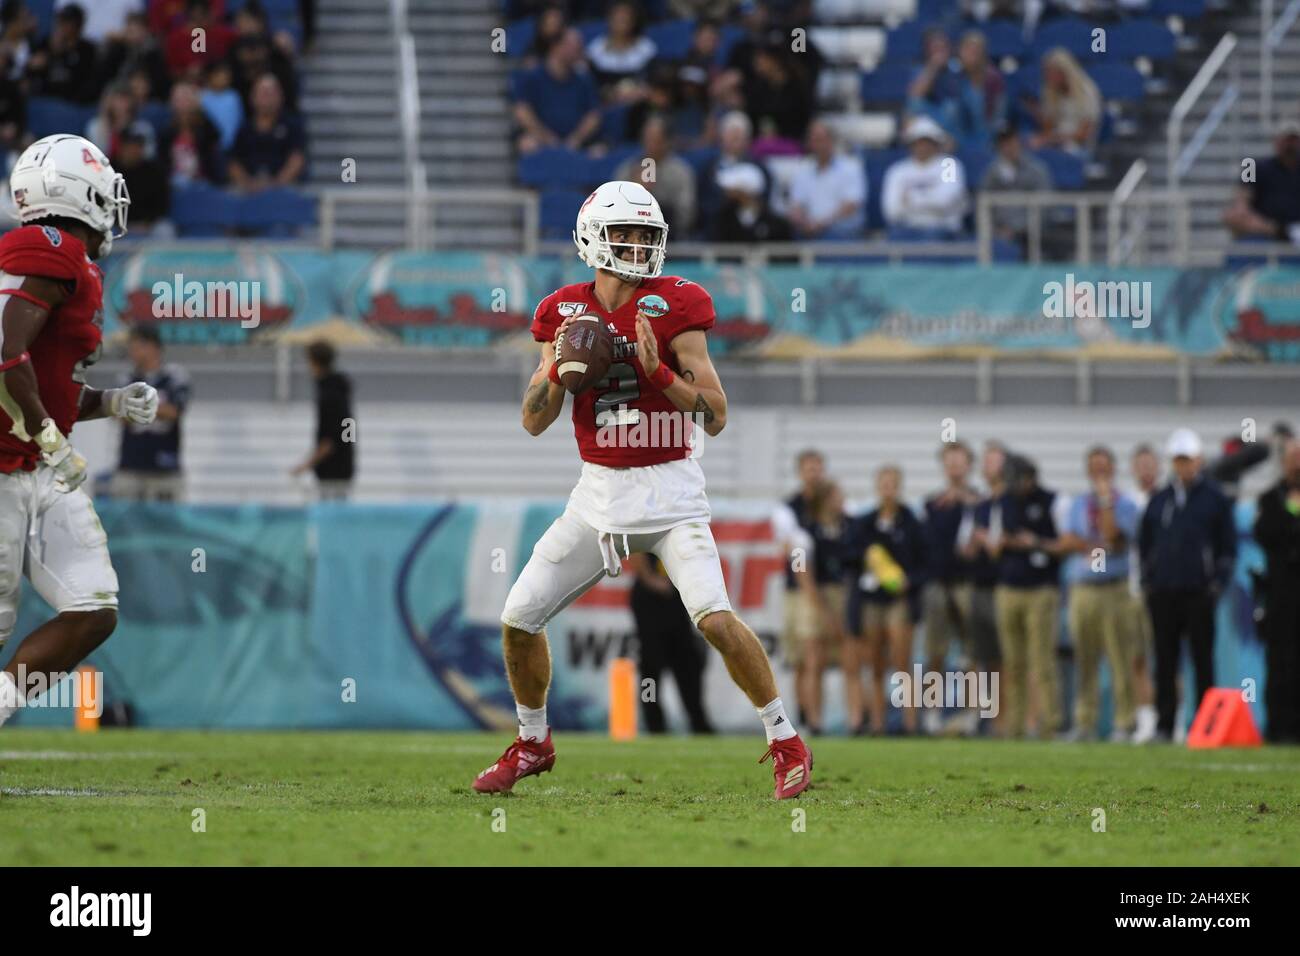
top-left (573, 180), bottom-right (668, 281)
top-left (9, 134), bottom-right (130, 256)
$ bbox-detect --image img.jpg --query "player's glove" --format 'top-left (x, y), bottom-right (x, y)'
top-left (33, 418), bottom-right (87, 493)
top-left (104, 381), bottom-right (159, 425)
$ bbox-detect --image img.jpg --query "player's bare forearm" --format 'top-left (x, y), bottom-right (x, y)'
top-left (77, 386), bottom-right (108, 421)
top-left (521, 343), bottom-right (565, 436)
top-left (641, 321), bottom-right (727, 436)
top-left (0, 278), bottom-right (64, 436)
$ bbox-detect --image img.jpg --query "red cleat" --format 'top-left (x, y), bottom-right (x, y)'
top-left (472, 731), bottom-right (556, 794)
top-left (759, 734), bottom-right (813, 799)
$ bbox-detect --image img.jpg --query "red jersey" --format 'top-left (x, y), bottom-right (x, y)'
top-left (531, 275), bottom-right (715, 467)
top-left (0, 225), bottom-right (104, 472)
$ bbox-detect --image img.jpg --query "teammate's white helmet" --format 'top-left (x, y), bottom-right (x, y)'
top-left (9, 134), bottom-right (130, 255)
top-left (573, 180), bottom-right (668, 281)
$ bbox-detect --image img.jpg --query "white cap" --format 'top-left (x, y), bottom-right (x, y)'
top-left (1166, 427), bottom-right (1203, 459)
top-left (716, 162), bottom-right (765, 196)
top-left (903, 115), bottom-right (946, 145)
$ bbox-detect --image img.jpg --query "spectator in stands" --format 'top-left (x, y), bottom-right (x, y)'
top-left (882, 115), bottom-right (968, 240)
top-left (25, 3), bottom-right (98, 104)
top-left (229, 73), bottom-right (306, 191)
top-left (1126, 443), bottom-right (1160, 743)
top-left (744, 39), bottom-right (813, 151)
top-left (1139, 428), bottom-right (1236, 742)
top-left (0, 45), bottom-right (26, 166)
top-left (165, 0), bottom-right (235, 82)
top-left (113, 326), bottom-right (189, 502)
top-left (627, 552), bottom-right (714, 734)
top-left (615, 114), bottom-right (696, 235)
top-left (230, 2), bottom-right (298, 111)
top-left (0, 0), bottom-right (38, 81)
top-left (847, 465), bottom-right (926, 735)
top-left (981, 124), bottom-right (1052, 252)
top-left (907, 28), bottom-right (964, 143)
top-left (1058, 445), bottom-right (1140, 741)
top-left (713, 161), bottom-right (789, 242)
top-left (86, 80), bottom-right (156, 160)
top-left (586, 0), bottom-right (656, 94)
top-left (786, 119), bottom-right (865, 240)
top-left (523, 2), bottom-right (567, 65)
top-left (1025, 48), bottom-right (1100, 155)
top-left (161, 79), bottom-right (221, 184)
top-left (700, 109), bottom-right (768, 234)
top-left (670, 0), bottom-right (735, 17)
top-left (1223, 118), bottom-right (1300, 245)
top-left (512, 27), bottom-right (601, 154)
top-left (955, 30), bottom-right (1005, 150)
top-left (984, 454), bottom-right (1065, 739)
top-left (200, 59), bottom-right (242, 150)
top-left (58, 0), bottom-right (140, 45)
top-left (115, 127), bottom-right (170, 234)
top-left (149, 0), bottom-right (222, 36)
top-left (921, 442), bottom-right (981, 735)
top-left (623, 63), bottom-right (683, 147)
top-left (98, 11), bottom-right (170, 101)
top-left (292, 341), bottom-right (355, 501)
top-left (1254, 437), bottom-right (1300, 744)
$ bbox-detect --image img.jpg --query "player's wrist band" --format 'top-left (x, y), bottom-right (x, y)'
top-left (0, 351), bottom-right (31, 372)
top-left (547, 361), bottom-right (562, 386)
top-left (647, 364), bottom-right (675, 391)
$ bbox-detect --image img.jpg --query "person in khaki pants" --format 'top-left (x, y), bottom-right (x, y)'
top-left (1058, 446), bottom-right (1142, 741)
top-left (979, 455), bottom-right (1066, 739)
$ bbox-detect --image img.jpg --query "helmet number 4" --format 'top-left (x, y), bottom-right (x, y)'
top-left (593, 362), bottom-right (640, 428)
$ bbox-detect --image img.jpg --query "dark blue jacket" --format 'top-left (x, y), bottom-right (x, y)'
top-left (991, 486), bottom-right (1060, 588)
top-left (1139, 476), bottom-right (1237, 593)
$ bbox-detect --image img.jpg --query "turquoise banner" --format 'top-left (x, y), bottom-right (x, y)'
top-left (0, 500), bottom-right (1276, 735)
top-left (98, 249), bottom-right (1300, 360)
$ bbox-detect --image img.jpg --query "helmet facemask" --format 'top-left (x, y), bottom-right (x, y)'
top-left (587, 220), bottom-right (668, 281)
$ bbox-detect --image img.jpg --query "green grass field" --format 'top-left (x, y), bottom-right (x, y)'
top-left (2, 729), bottom-right (1297, 866)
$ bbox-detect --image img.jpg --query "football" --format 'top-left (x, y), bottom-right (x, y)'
top-left (556, 315), bottom-right (614, 394)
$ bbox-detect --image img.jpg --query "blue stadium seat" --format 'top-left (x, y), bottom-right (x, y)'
top-left (992, 238), bottom-right (1024, 262)
top-left (28, 0), bottom-right (54, 40)
top-left (588, 144), bottom-right (641, 182)
top-left (957, 147), bottom-right (992, 185)
top-left (170, 184), bottom-right (240, 237)
top-left (860, 63), bottom-right (914, 103)
top-left (864, 147), bottom-right (907, 232)
top-left (882, 21), bottom-right (923, 64)
top-left (1089, 63), bottom-right (1145, 102)
top-left (1032, 17), bottom-right (1100, 59)
top-left (507, 67), bottom-right (528, 101)
top-left (646, 19), bottom-right (694, 60)
top-left (717, 25), bottom-right (745, 64)
top-left (26, 97), bottom-right (96, 139)
top-left (1033, 149), bottom-right (1085, 189)
top-left (139, 101), bottom-right (172, 140)
top-left (1151, 0), bottom-right (1205, 16)
top-left (954, 19), bottom-right (1025, 59)
top-left (680, 146), bottom-right (718, 179)
top-left (236, 188), bottom-right (316, 235)
top-left (1005, 65), bottom-right (1041, 101)
top-left (540, 188), bottom-right (587, 239)
top-left (1108, 19), bottom-right (1176, 60)
top-left (518, 147), bottom-right (590, 188)
top-left (506, 18), bottom-right (535, 58)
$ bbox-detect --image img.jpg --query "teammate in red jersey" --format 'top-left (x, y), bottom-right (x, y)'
top-left (472, 181), bottom-right (812, 799)
top-left (0, 134), bottom-right (159, 728)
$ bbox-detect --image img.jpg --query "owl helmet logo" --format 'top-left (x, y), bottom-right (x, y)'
top-left (573, 181), bottom-right (668, 282)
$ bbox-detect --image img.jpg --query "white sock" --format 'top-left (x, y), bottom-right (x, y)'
top-left (0, 671), bottom-right (20, 727)
top-left (758, 697), bottom-right (797, 743)
top-left (517, 703), bottom-right (547, 742)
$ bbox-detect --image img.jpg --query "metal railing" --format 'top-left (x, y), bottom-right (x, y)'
top-left (1167, 32), bottom-right (1239, 191)
top-left (391, 0), bottom-right (428, 248)
top-left (317, 187), bottom-right (540, 252)
top-left (1262, 0), bottom-right (1300, 132)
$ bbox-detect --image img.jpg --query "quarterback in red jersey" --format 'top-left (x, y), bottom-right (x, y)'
top-left (473, 181), bottom-right (812, 799)
top-left (0, 135), bottom-right (159, 728)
